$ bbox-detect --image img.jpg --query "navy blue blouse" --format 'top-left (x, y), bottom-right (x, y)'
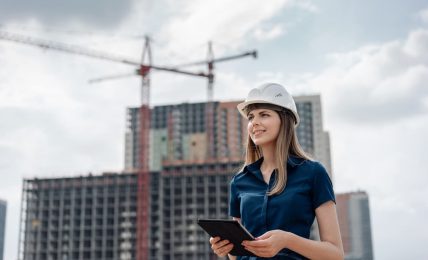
top-left (229, 156), bottom-right (335, 260)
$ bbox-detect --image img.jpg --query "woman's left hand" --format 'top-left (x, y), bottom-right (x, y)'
top-left (242, 230), bottom-right (289, 258)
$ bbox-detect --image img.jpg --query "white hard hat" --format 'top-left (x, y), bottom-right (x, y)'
top-left (237, 83), bottom-right (300, 126)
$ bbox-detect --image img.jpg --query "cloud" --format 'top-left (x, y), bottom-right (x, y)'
top-left (299, 29), bottom-right (428, 125)
top-left (155, 0), bottom-right (311, 61)
top-left (0, 40), bottom-right (135, 179)
top-left (291, 0), bottom-right (320, 13)
top-left (0, 0), bottom-right (135, 29)
top-left (253, 24), bottom-right (285, 41)
top-left (418, 7), bottom-right (428, 24)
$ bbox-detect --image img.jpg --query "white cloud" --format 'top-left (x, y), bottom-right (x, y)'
top-left (404, 28), bottom-right (428, 58)
top-left (418, 7), bottom-right (428, 24)
top-left (253, 24), bottom-right (285, 41)
top-left (303, 29), bottom-right (428, 125)
top-left (291, 0), bottom-right (320, 13)
top-left (0, 0), bottom-right (135, 29)
top-left (156, 0), bottom-right (293, 60)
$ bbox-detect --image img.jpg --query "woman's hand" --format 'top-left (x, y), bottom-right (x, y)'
top-left (210, 236), bottom-right (234, 258)
top-left (242, 230), bottom-right (288, 258)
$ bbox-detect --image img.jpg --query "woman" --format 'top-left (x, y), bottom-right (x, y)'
top-left (210, 83), bottom-right (344, 260)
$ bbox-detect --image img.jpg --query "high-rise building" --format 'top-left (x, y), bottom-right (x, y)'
top-left (124, 96), bottom-right (332, 175)
top-left (18, 173), bottom-right (139, 260)
top-left (0, 199), bottom-right (6, 260)
top-left (294, 95), bottom-right (332, 176)
top-left (124, 102), bottom-right (247, 171)
top-left (336, 191), bottom-right (374, 260)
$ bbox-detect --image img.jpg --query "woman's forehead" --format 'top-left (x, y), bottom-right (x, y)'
top-left (245, 103), bottom-right (282, 115)
top-left (247, 108), bottom-right (275, 114)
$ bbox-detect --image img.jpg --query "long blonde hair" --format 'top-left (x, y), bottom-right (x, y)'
top-left (243, 103), bottom-right (310, 196)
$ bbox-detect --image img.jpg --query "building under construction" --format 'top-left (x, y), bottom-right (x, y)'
top-left (19, 96), bottom-right (332, 260)
top-left (19, 173), bottom-right (139, 260)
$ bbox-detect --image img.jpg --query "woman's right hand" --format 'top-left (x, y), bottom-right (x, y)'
top-left (210, 236), bottom-right (234, 257)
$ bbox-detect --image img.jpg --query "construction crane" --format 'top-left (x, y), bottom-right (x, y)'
top-left (1, 30), bottom-right (257, 260)
top-left (0, 30), bottom-right (212, 106)
top-left (0, 30), bottom-right (257, 104)
top-left (1, 30), bottom-right (256, 160)
top-left (89, 39), bottom-right (257, 102)
top-left (88, 39), bottom-right (257, 159)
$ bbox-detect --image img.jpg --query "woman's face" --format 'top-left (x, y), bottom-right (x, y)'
top-left (247, 108), bottom-right (281, 147)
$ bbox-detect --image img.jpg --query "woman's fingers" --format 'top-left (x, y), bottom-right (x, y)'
top-left (210, 238), bottom-right (234, 257)
top-left (212, 239), bottom-right (230, 249)
top-left (209, 236), bottom-right (221, 245)
top-left (215, 241), bottom-right (234, 257)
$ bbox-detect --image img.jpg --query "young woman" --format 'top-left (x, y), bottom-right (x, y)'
top-left (210, 83), bottom-right (344, 260)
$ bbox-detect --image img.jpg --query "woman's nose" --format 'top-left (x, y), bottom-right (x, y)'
top-left (251, 117), bottom-right (260, 125)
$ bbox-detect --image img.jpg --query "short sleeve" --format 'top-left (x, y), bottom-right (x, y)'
top-left (312, 163), bottom-right (335, 209)
top-left (228, 176), bottom-right (241, 217)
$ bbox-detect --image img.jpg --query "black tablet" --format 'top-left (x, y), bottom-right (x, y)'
top-left (197, 218), bottom-right (255, 256)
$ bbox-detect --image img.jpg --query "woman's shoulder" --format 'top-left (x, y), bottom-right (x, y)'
top-left (304, 160), bottom-right (332, 185)
top-left (291, 157), bottom-right (329, 177)
top-left (232, 158), bottom-right (263, 181)
top-left (231, 166), bottom-right (249, 182)
top-left (306, 159), bottom-right (327, 171)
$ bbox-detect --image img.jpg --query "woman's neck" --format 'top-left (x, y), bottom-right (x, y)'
top-left (260, 144), bottom-right (276, 168)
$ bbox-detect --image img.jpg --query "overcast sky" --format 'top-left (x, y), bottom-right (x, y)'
top-left (1, 0), bottom-right (428, 259)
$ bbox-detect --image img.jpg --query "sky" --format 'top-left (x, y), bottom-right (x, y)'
top-left (1, 0), bottom-right (428, 259)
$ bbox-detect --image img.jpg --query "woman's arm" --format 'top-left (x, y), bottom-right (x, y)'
top-left (286, 201), bottom-right (344, 260)
top-left (243, 201), bottom-right (344, 260)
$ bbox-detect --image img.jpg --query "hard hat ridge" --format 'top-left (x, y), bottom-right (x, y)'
top-left (237, 83), bottom-right (300, 126)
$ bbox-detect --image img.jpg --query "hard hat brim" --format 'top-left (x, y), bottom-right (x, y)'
top-left (237, 100), bottom-right (300, 126)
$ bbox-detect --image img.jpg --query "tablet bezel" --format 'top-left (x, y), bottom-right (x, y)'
top-left (197, 218), bottom-right (255, 256)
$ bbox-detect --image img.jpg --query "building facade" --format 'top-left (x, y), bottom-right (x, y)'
top-left (124, 96), bottom-right (332, 175)
top-left (20, 164), bottom-right (238, 260)
top-left (336, 191), bottom-right (374, 260)
top-left (0, 199), bottom-right (6, 260)
top-left (19, 173), bottom-right (139, 260)
top-left (152, 161), bottom-right (240, 260)
top-left (294, 95), bottom-right (332, 176)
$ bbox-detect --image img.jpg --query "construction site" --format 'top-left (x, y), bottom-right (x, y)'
top-left (18, 96), bottom-right (330, 260)
top-left (1, 31), bottom-right (333, 260)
